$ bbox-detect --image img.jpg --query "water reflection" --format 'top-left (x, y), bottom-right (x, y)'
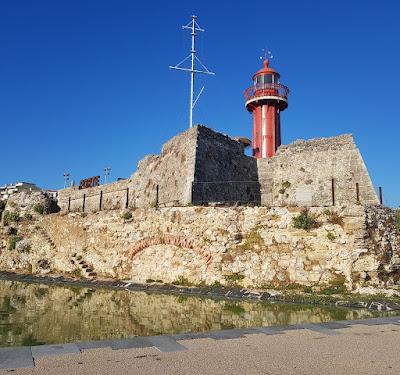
top-left (0, 280), bottom-right (390, 347)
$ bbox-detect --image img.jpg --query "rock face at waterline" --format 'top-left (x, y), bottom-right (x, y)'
top-left (0, 202), bottom-right (399, 295)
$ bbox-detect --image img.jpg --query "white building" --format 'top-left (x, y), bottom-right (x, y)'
top-left (0, 182), bottom-right (40, 200)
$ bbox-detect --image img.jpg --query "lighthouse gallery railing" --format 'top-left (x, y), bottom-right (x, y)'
top-left (244, 82), bottom-right (290, 102)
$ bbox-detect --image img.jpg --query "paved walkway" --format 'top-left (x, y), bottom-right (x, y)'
top-left (1, 316), bottom-right (399, 374)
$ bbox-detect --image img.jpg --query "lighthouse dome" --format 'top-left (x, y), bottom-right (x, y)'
top-left (253, 59), bottom-right (280, 85)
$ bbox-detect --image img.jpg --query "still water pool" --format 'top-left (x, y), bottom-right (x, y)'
top-left (0, 279), bottom-right (394, 347)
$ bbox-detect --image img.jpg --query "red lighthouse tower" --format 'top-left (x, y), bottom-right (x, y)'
top-left (244, 59), bottom-right (290, 158)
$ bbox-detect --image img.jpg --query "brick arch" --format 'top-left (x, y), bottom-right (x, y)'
top-left (126, 234), bottom-right (212, 266)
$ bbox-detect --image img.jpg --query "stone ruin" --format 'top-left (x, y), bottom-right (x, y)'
top-left (57, 125), bottom-right (378, 212)
top-left (1, 127), bottom-right (398, 294)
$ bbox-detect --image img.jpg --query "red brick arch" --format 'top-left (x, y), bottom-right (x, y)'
top-left (126, 234), bottom-right (212, 266)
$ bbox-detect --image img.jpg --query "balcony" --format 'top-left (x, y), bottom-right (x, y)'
top-left (244, 82), bottom-right (290, 110)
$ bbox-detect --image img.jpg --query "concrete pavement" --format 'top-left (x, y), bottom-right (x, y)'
top-left (1, 316), bottom-right (399, 374)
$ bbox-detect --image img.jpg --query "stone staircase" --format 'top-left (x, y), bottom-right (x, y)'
top-left (37, 227), bottom-right (56, 251)
top-left (71, 253), bottom-right (97, 279)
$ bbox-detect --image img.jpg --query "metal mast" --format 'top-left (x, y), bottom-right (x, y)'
top-left (170, 15), bottom-right (215, 128)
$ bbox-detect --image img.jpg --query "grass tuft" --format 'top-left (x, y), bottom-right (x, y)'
top-left (324, 209), bottom-right (344, 227)
top-left (3, 210), bottom-right (20, 226)
top-left (33, 204), bottom-right (44, 215)
top-left (121, 211), bottom-right (132, 220)
top-left (8, 235), bottom-right (23, 250)
top-left (326, 232), bottom-right (336, 241)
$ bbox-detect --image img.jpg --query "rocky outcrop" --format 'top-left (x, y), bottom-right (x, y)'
top-left (3, 190), bottom-right (60, 217)
top-left (352, 206), bottom-right (400, 291)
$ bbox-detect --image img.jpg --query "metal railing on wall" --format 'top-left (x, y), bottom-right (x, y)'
top-left (62, 180), bottom-right (384, 212)
top-left (66, 187), bottom-right (130, 212)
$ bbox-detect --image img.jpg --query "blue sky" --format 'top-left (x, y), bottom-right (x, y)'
top-left (1, 0), bottom-right (399, 206)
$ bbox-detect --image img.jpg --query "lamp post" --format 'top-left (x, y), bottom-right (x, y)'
top-left (63, 172), bottom-right (70, 189)
top-left (104, 167), bottom-right (111, 184)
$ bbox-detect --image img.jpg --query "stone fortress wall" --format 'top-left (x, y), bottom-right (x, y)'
top-left (58, 126), bottom-right (262, 212)
top-left (258, 134), bottom-right (378, 207)
top-left (58, 126), bottom-right (378, 212)
top-left (58, 127), bottom-right (198, 212)
top-left (191, 126), bottom-right (260, 204)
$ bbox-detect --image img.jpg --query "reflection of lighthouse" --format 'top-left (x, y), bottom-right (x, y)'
top-left (244, 59), bottom-right (290, 158)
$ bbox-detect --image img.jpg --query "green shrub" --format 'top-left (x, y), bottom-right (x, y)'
top-left (121, 211), bottom-right (132, 220)
top-left (23, 212), bottom-right (33, 221)
top-left (33, 204), bottom-right (44, 215)
top-left (303, 286), bottom-right (313, 294)
top-left (80, 212), bottom-right (87, 218)
top-left (292, 209), bottom-right (318, 231)
top-left (0, 200), bottom-right (6, 211)
top-left (224, 273), bottom-right (245, 284)
top-left (396, 210), bottom-right (400, 232)
top-left (320, 276), bottom-right (348, 295)
top-left (8, 235), bottom-right (23, 250)
top-left (3, 211), bottom-right (20, 226)
top-left (326, 232), bottom-right (336, 241)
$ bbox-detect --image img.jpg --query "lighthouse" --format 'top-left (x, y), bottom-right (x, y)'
top-left (244, 58), bottom-right (290, 158)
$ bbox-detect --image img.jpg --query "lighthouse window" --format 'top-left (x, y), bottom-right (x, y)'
top-left (263, 74), bottom-right (272, 84)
